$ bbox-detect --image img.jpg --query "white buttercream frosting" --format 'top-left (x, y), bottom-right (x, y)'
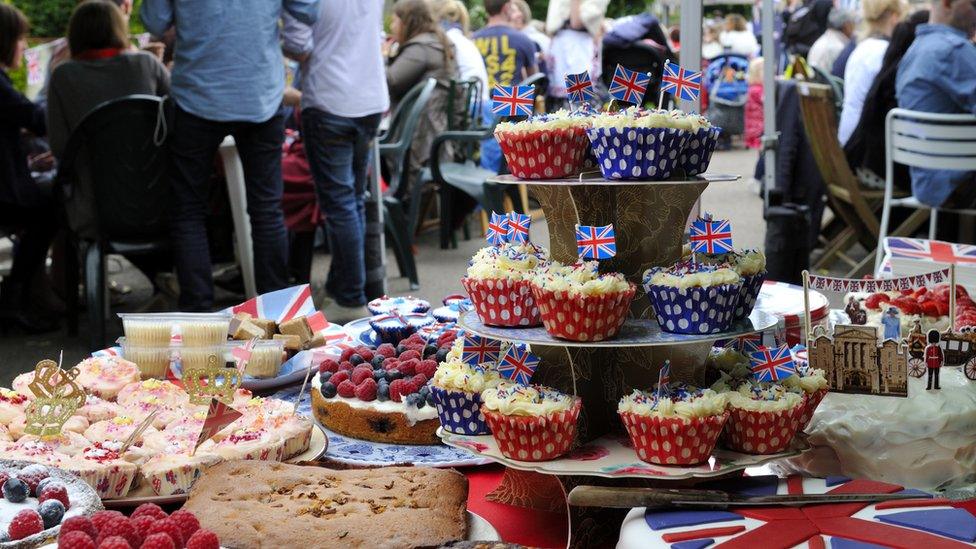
top-left (466, 242), bottom-right (550, 281)
top-left (644, 260), bottom-right (742, 289)
top-left (433, 359), bottom-right (504, 393)
top-left (530, 260), bottom-right (631, 296)
top-left (311, 372), bottom-right (436, 424)
top-left (724, 382), bottom-right (804, 412)
top-left (481, 383), bottom-right (576, 417)
top-left (617, 386), bottom-right (727, 420)
top-left (495, 109), bottom-right (592, 133)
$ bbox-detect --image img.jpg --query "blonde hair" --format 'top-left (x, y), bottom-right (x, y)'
top-left (428, 0), bottom-right (470, 34)
top-left (725, 13), bottom-right (748, 32)
top-left (861, 0), bottom-right (907, 32)
top-left (747, 57), bottom-right (764, 85)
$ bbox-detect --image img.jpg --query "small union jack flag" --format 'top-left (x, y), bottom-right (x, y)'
top-left (497, 344), bottom-right (540, 385)
top-left (749, 344), bottom-right (797, 382)
top-left (564, 71), bottom-right (595, 104)
top-left (657, 360), bottom-right (671, 399)
top-left (486, 211), bottom-right (509, 246)
top-left (507, 213), bottom-right (531, 244)
top-left (194, 398), bottom-right (243, 451)
top-left (231, 338), bottom-right (257, 375)
top-left (576, 224), bottom-right (617, 259)
top-left (609, 64), bottom-right (650, 105)
top-left (461, 334), bottom-right (501, 366)
top-left (491, 85), bottom-right (534, 117)
top-left (661, 61), bottom-right (703, 102)
top-left (690, 218), bottom-right (734, 254)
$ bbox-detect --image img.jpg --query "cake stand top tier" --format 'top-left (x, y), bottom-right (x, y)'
top-left (486, 173), bottom-right (740, 186)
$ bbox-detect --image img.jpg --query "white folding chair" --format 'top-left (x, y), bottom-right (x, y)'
top-left (875, 109), bottom-right (976, 274)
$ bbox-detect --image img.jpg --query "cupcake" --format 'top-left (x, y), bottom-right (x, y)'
top-left (13, 431), bottom-right (91, 456)
top-left (462, 242), bottom-right (550, 327)
top-left (0, 388), bottom-right (30, 425)
top-left (431, 358), bottom-right (504, 435)
top-left (367, 295), bottom-right (431, 316)
top-left (494, 110), bottom-right (592, 179)
top-left (721, 381), bottom-right (805, 454)
top-left (8, 414), bottom-right (89, 441)
top-left (530, 261), bottom-right (635, 342)
top-left (618, 384), bottom-right (729, 465)
top-left (586, 107), bottom-right (691, 181)
top-left (62, 442), bottom-right (139, 499)
top-left (480, 383), bottom-right (582, 461)
top-left (75, 356), bottom-right (142, 400)
top-left (197, 428), bottom-right (285, 462)
top-left (76, 395), bottom-right (124, 424)
top-left (116, 379), bottom-right (189, 409)
top-left (643, 260), bottom-right (743, 334)
top-left (671, 111), bottom-right (721, 176)
top-left (179, 313), bottom-right (232, 346)
top-left (702, 249), bottom-right (767, 322)
top-left (782, 366), bottom-right (829, 431)
top-left (369, 313), bottom-right (435, 344)
top-left (83, 416), bottom-right (157, 445)
top-left (120, 341), bottom-right (173, 380)
top-left (229, 340), bottom-right (286, 379)
top-left (142, 452), bottom-right (223, 496)
top-left (227, 403), bottom-right (313, 459)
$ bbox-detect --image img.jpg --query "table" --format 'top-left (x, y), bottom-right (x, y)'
top-left (218, 136), bottom-right (257, 298)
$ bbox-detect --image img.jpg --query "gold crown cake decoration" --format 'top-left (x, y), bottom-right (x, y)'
top-left (183, 354), bottom-right (241, 405)
top-left (24, 358), bottom-right (87, 438)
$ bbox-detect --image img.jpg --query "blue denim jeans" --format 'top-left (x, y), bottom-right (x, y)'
top-left (301, 108), bottom-right (381, 306)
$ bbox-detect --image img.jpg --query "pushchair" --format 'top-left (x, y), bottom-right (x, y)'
top-left (703, 54), bottom-right (750, 140)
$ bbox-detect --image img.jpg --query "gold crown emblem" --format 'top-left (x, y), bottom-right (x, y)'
top-left (183, 354), bottom-right (241, 405)
top-left (24, 360), bottom-right (87, 438)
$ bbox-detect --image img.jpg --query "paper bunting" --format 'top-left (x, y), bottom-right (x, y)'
top-left (690, 218), bottom-right (733, 254)
top-left (576, 224), bottom-right (617, 259)
top-left (564, 71), bottom-right (596, 104)
top-left (807, 268), bottom-right (949, 293)
top-left (661, 60), bottom-right (703, 102)
top-left (491, 85), bottom-right (534, 117)
top-left (486, 211), bottom-right (509, 246)
top-left (507, 213), bottom-right (531, 244)
top-left (609, 64), bottom-right (650, 105)
top-left (749, 345), bottom-right (796, 382)
top-left (497, 344), bottom-right (540, 385)
top-left (657, 360), bottom-right (671, 400)
top-left (461, 334), bottom-right (501, 366)
top-left (193, 398), bottom-right (243, 451)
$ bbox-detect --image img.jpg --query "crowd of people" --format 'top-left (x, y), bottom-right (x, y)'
top-left (0, 0), bottom-right (973, 336)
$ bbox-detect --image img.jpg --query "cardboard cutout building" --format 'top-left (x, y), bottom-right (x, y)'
top-left (808, 324), bottom-right (909, 397)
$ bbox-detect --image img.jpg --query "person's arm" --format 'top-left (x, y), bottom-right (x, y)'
top-left (140, 0), bottom-right (174, 38)
top-left (943, 49), bottom-right (976, 115)
top-left (152, 55), bottom-right (171, 96)
top-left (519, 37), bottom-right (537, 82)
top-left (283, 0), bottom-right (319, 26)
top-left (568, 0), bottom-right (584, 30)
top-left (281, 11), bottom-right (313, 63)
top-left (0, 76), bottom-right (45, 137)
top-left (386, 43), bottom-right (429, 99)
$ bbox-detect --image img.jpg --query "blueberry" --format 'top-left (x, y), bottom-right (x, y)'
top-left (387, 369), bottom-right (403, 381)
top-left (396, 344), bottom-right (407, 355)
top-left (371, 356), bottom-right (385, 368)
top-left (435, 348), bottom-right (449, 363)
top-left (320, 382), bottom-right (338, 398)
top-left (372, 369), bottom-right (385, 381)
top-left (423, 345), bottom-right (438, 358)
top-left (0, 532), bottom-right (8, 543)
top-left (35, 477), bottom-right (62, 496)
top-left (419, 386), bottom-right (430, 398)
top-left (38, 499), bottom-right (65, 528)
top-left (377, 383), bottom-right (390, 401)
top-left (405, 393), bottom-right (423, 408)
top-left (320, 371), bottom-right (332, 383)
top-left (426, 393), bottom-right (438, 408)
top-left (349, 354), bottom-right (364, 365)
top-left (3, 478), bottom-right (27, 503)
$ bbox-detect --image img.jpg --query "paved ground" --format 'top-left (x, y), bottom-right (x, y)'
top-left (0, 149), bottom-right (764, 381)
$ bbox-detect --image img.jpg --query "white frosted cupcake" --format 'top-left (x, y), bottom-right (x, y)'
top-left (702, 249), bottom-right (767, 321)
top-left (75, 356), bottom-right (142, 400)
top-left (197, 428), bottom-right (284, 462)
top-left (721, 382), bottom-right (805, 454)
top-left (83, 416), bottom-right (158, 445)
top-left (644, 260), bottom-right (743, 334)
top-left (481, 383), bottom-right (582, 461)
top-left (462, 242), bottom-right (550, 327)
top-left (586, 107), bottom-right (691, 180)
top-left (782, 367), bottom-right (829, 431)
top-left (530, 260), bottom-right (635, 342)
top-left (77, 395), bottom-right (124, 423)
top-left (431, 358), bottom-right (504, 435)
top-left (494, 110), bottom-right (593, 179)
top-left (141, 452), bottom-right (223, 496)
top-left (8, 414), bottom-right (89, 441)
top-left (0, 388), bottom-right (30, 425)
top-left (61, 442), bottom-right (139, 499)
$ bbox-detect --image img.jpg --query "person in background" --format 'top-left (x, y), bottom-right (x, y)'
top-left (141, 0), bottom-right (319, 311)
top-left (545, 0), bottom-right (609, 105)
top-left (430, 0), bottom-right (490, 104)
top-left (0, 4), bottom-right (59, 333)
top-left (720, 14), bottom-right (759, 57)
top-left (669, 26), bottom-right (681, 53)
top-left (744, 57), bottom-right (764, 149)
top-left (386, 0), bottom-right (457, 198)
top-left (807, 7), bottom-right (856, 73)
top-left (281, 0), bottom-right (386, 312)
top-left (702, 25), bottom-right (724, 59)
top-left (837, 0), bottom-right (906, 145)
top-left (896, 0), bottom-right (976, 209)
top-left (511, 0), bottom-right (550, 65)
top-left (782, 0), bottom-right (834, 57)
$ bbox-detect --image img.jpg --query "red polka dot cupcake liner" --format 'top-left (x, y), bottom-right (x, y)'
top-left (619, 411), bottom-right (729, 465)
top-left (531, 284), bottom-right (636, 342)
top-left (483, 399), bottom-right (582, 461)
top-left (723, 402), bottom-right (805, 454)
top-left (797, 388), bottom-right (827, 432)
top-left (461, 277), bottom-right (541, 327)
top-left (495, 126), bottom-right (591, 179)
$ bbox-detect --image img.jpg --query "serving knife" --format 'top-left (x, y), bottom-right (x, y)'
top-left (567, 486), bottom-right (925, 509)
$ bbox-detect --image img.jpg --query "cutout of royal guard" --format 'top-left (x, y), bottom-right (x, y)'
top-left (881, 306), bottom-right (901, 341)
top-left (925, 329), bottom-right (944, 390)
top-left (845, 296), bottom-right (867, 325)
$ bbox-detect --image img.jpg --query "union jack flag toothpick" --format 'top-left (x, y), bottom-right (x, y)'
top-left (507, 213), bottom-right (531, 244)
top-left (690, 217), bottom-right (734, 254)
top-left (657, 360), bottom-right (671, 399)
top-left (492, 85), bottom-right (534, 117)
top-left (564, 71), bottom-right (595, 105)
top-left (749, 345), bottom-right (796, 382)
top-left (486, 211), bottom-right (509, 246)
top-left (497, 344), bottom-right (540, 385)
top-left (609, 64), bottom-right (650, 105)
top-left (576, 224), bottom-right (617, 259)
top-left (661, 60), bottom-right (703, 103)
top-left (461, 334), bottom-right (501, 366)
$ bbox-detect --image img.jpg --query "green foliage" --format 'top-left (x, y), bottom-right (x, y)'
top-left (11, 0), bottom-right (73, 38)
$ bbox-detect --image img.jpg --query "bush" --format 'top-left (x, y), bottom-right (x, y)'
top-left (11, 0), bottom-right (74, 38)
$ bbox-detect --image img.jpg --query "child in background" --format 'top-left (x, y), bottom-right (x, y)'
top-left (744, 57), bottom-right (764, 149)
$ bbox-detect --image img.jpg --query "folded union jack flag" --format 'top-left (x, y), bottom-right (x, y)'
top-left (690, 218), bottom-right (733, 254)
top-left (507, 213), bottom-right (531, 244)
top-left (491, 85), bottom-right (534, 117)
top-left (576, 224), bottom-right (617, 259)
top-left (657, 360), bottom-right (671, 399)
top-left (661, 61), bottom-right (702, 103)
top-left (609, 64), bottom-right (650, 105)
top-left (749, 344), bottom-right (796, 382)
top-left (194, 398), bottom-right (243, 451)
top-left (497, 344), bottom-right (540, 385)
top-left (486, 211), bottom-right (509, 246)
top-left (884, 237), bottom-right (976, 265)
top-left (564, 71), bottom-right (595, 105)
top-left (227, 284), bottom-right (315, 324)
top-left (461, 334), bottom-right (501, 366)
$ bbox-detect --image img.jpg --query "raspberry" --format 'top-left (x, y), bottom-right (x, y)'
top-left (9, 509), bottom-right (43, 540)
top-left (96, 516), bottom-right (141, 548)
top-left (185, 529), bottom-right (220, 549)
top-left (411, 374), bottom-right (428, 387)
top-left (329, 370), bottom-right (350, 386)
top-left (340, 347), bottom-right (356, 361)
top-left (168, 510), bottom-right (200, 542)
top-left (376, 344), bottom-right (396, 358)
top-left (389, 379), bottom-right (409, 402)
top-left (351, 366), bottom-right (373, 385)
top-left (339, 361), bottom-right (355, 371)
top-left (139, 533), bottom-right (175, 549)
top-left (398, 359), bottom-right (418, 376)
top-left (382, 357), bottom-right (399, 370)
top-left (131, 503), bottom-right (168, 522)
top-left (39, 484), bottom-right (70, 508)
top-left (356, 348), bottom-right (374, 361)
top-left (398, 349), bottom-right (421, 362)
top-left (354, 378), bottom-right (377, 401)
top-left (336, 380), bottom-right (357, 398)
top-left (96, 536), bottom-right (132, 549)
top-left (91, 511), bottom-right (125, 533)
top-left (145, 518), bottom-right (183, 548)
top-left (318, 359), bottom-right (340, 373)
top-left (130, 516), bottom-right (155, 541)
top-left (58, 530), bottom-right (97, 549)
top-left (19, 464), bottom-right (49, 495)
top-left (61, 516), bottom-right (98, 540)
top-left (418, 359), bottom-right (438, 379)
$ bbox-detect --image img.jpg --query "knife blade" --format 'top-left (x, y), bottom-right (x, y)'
top-left (567, 486), bottom-right (926, 509)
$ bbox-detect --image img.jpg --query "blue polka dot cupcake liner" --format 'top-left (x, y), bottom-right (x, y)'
top-left (431, 385), bottom-right (491, 435)
top-left (644, 282), bottom-right (743, 334)
top-left (679, 126), bottom-right (722, 177)
top-left (585, 126), bottom-right (690, 181)
top-left (734, 271), bottom-right (767, 322)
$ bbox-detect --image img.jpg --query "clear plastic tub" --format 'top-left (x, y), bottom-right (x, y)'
top-left (224, 340), bottom-right (286, 379)
top-left (118, 338), bottom-right (175, 379)
top-left (118, 312), bottom-right (232, 347)
top-left (118, 337), bottom-right (286, 380)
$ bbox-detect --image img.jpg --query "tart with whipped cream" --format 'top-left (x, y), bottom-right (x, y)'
top-left (74, 356), bottom-right (142, 399)
top-left (644, 259), bottom-right (744, 334)
top-left (480, 382), bottom-right (582, 461)
top-left (618, 384), bottom-right (729, 465)
top-left (461, 242), bottom-right (550, 327)
top-left (530, 260), bottom-right (635, 341)
top-left (720, 381), bottom-right (805, 454)
top-left (430, 357), bottom-right (504, 435)
top-left (494, 109), bottom-right (593, 179)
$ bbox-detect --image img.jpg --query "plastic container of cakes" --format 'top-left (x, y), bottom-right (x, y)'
top-left (118, 337), bottom-right (177, 379)
top-left (118, 312), bottom-right (232, 346)
top-left (118, 337), bottom-right (287, 380)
